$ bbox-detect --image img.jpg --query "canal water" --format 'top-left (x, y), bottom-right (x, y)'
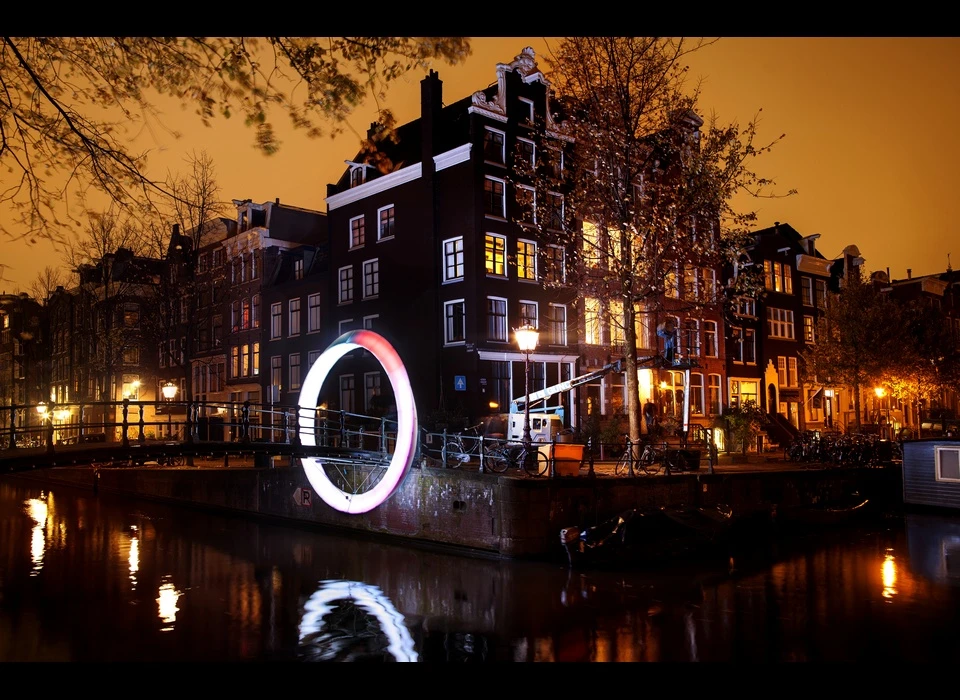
top-left (1, 474), bottom-right (959, 662)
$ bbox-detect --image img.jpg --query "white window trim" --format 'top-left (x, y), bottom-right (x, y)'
top-left (485, 232), bottom-right (508, 278)
top-left (487, 295), bottom-right (509, 343)
top-left (484, 126), bottom-right (506, 164)
top-left (518, 96), bottom-right (534, 123)
top-left (484, 176), bottom-right (507, 219)
top-left (517, 237), bottom-right (538, 282)
top-left (518, 299), bottom-right (539, 332)
top-left (548, 303), bottom-right (567, 346)
top-left (338, 318), bottom-right (354, 336)
top-left (517, 136), bottom-right (536, 167)
top-left (517, 184), bottom-right (536, 225)
top-left (935, 446), bottom-right (960, 482)
top-left (307, 293), bottom-right (322, 334)
top-left (442, 236), bottom-right (465, 284)
top-left (288, 297), bottom-right (301, 337)
top-left (349, 214), bottom-right (365, 250)
top-left (362, 258), bottom-right (380, 300)
top-left (444, 299), bottom-right (466, 346)
top-left (377, 204), bottom-right (395, 241)
top-left (338, 264), bottom-right (354, 305)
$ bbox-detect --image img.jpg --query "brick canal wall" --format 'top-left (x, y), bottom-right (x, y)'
top-left (17, 464), bottom-right (903, 560)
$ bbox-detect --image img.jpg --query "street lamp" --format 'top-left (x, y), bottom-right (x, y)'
top-left (162, 381), bottom-right (178, 437)
top-left (514, 325), bottom-right (539, 453)
top-left (874, 386), bottom-right (890, 437)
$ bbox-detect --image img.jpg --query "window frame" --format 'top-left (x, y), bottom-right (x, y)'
top-left (484, 176), bottom-right (506, 219)
top-left (486, 296), bottom-right (508, 342)
top-left (444, 299), bottom-right (466, 346)
top-left (484, 233), bottom-right (507, 278)
top-left (442, 236), bottom-right (464, 283)
top-left (483, 127), bottom-right (506, 164)
top-left (338, 265), bottom-right (354, 304)
top-left (362, 258), bottom-right (380, 299)
top-left (288, 297), bottom-right (301, 337)
top-left (377, 204), bottom-right (395, 241)
top-left (349, 214), bottom-right (365, 250)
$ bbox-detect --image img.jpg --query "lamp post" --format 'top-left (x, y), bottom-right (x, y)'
top-left (874, 386), bottom-right (889, 438)
top-left (161, 381), bottom-right (178, 439)
top-left (514, 325), bottom-right (539, 453)
top-left (36, 401), bottom-right (47, 445)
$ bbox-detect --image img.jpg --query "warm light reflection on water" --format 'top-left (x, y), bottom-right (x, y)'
top-left (882, 550), bottom-right (898, 600)
top-left (128, 531), bottom-right (140, 588)
top-left (26, 497), bottom-right (48, 575)
top-left (4, 477), bottom-right (960, 661)
top-left (157, 577), bottom-right (181, 632)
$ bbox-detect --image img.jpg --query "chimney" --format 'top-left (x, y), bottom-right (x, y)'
top-left (421, 69), bottom-right (442, 176)
top-left (907, 269), bottom-right (912, 279)
top-left (275, 198), bottom-right (280, 205)
top-left (172, 223), bottom-right (180, 236)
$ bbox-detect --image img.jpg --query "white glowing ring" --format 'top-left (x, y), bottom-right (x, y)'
top-left (299, 580), bottom-right (418, 661)
top-left (298, 330), bottom-right (418, 514)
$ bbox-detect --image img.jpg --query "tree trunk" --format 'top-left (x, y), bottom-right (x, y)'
top-left (623, 301), bottom-right (643, 449)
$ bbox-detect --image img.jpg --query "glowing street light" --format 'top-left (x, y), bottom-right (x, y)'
top-left (161, 381), bottom-right (178, 437)
top-left (514, 325), bottom-right (539, 453)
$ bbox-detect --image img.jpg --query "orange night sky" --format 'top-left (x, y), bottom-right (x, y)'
top-left (1, 36), bottom-right (958, 292)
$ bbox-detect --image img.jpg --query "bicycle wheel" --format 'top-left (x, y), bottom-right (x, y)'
top-left (641, 448), bottom-right (662, 475)
top-left (444, 441), bottom-right (468, 468)
top-left (522, 450), bottom-right (549, 477)
top-left (615, 449), bottom-right (632, 476)
top-left (484, 446), bottom-right (510, 473)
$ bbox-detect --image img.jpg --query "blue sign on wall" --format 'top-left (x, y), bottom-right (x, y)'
top-left (454, 375), bottom-right (466, 392)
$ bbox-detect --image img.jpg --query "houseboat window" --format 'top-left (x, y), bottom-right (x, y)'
top-left (935, 447), bottom-right (960, 482)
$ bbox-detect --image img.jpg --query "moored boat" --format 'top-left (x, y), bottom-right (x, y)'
top-left (560, 504), bottom-right (735, 570)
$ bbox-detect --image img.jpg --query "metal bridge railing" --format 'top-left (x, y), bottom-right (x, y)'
top-left (0, 400), bottom-right (401, 457)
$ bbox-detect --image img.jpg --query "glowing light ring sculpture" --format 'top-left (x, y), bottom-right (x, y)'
top-left (299, 580), bottom-right (418, 661)
top-left (298, 330), bottom-right (418, 514)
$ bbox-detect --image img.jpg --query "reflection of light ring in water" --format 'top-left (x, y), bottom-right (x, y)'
top-left (299, 579), bottom-right (418, 662)
top-left (298, 330), bottom-right (418, 514)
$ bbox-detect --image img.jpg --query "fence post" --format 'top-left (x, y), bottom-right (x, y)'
top-left (380, 417), bottom-right (387, 454)
top-left (339, 410), bottom-right (346, 447)
top-left (478, 435), bottom-right (485, 474)
top-left (78, 403), bottom-right (85, 439)
top-left (706, 427), bottom-right (715, 474)
top-left (587, 436), bottom-right (595, 477)
top-left (185, 400), bottom-right (194, 445)
top-left (281, 409), bottom-right (289, 444)
top-left (626, 436), bottom-right (635, 478)
top-left (45, 409), bottom-right (55, 455)
top-left (241, 400), bottom-right (251, 444)
top-left (138, 404), bottom-right (146, 444)
top-left (121, 398), bottom-right (130, 448)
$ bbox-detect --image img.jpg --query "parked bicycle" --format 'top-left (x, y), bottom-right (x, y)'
top-left (483, 440), bottom-right (549, 476)
top-left (443, 423), bottom-right (484, 468)
top-left (615, 439), bottom-right (678, 476)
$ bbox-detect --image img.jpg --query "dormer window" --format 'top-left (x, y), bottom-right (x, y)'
top-left (518, 97), bottom-right (534, 124)
top-left (347, 162), bottom-right (372, 189)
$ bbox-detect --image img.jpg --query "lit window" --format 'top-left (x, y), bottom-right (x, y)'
top-left (517, 239), bottom-right (537, 280)
top-left (485, 234), bottom-right (506, 277)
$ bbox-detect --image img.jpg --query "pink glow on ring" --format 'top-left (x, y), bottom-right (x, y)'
top-left (298, 330), bottom-right (418, 514)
